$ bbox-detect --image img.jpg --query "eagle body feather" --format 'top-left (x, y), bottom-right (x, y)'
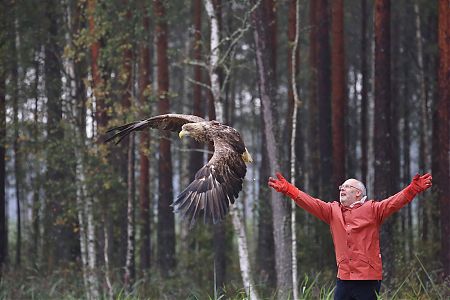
top-left (105, 113), bottom-right (252, 227)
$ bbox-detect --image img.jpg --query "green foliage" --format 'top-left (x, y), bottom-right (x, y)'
top-left (1, 263), bottom-right (446, 300)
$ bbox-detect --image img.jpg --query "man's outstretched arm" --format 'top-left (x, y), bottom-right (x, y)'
top-left (268, 172), bottom-right (332, 224)
top-left (375, 173), bottom-right (432, 224)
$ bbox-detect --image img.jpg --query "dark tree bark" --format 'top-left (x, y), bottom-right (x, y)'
top-left (374, 0), bottom-right (396, 283)
top-left (189, 0), bottom-right (204, 181)
top-left (360, 0), bottom-right (368, 185)
top-left (436, 0), bottom-right (450, 279)
top-left (264, 0), bottom-right (277, 79)
top-left (256, 126), bottom-right (275, 290)
top-left (88, 0), bottom-right (107, 131)
top-left (331, 0), bottom-right (345, 197)
top-left (11, 3), bottom-right (21, 265)
top-left (153, 0), bottom-right (176, 276)
top-left (44, 1), bottom-right (62, 267)
top-left (287, 0), bottom-right (300, 168)
top-left (308, 0), bottom-right (319, 195)
top-left (0, 47), bottom-right (6, 273)
top-left (317, 0), bottom-right (332, 200)
top-left (251, 0), bottom-right (292, 297)
top-left (138, 0), bottom-right (151, 273)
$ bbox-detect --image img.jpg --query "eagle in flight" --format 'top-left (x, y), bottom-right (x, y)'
top-left (105, 114), bottom-right (253, 226)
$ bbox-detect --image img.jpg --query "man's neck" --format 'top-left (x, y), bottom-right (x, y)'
top-left (349, 196), bottom-right (368, 208)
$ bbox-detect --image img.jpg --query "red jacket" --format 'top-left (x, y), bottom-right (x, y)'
top-left (290, 187), bottom-right (417, 280)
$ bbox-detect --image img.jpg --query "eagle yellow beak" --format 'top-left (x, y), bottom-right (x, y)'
top-left (179, 129), bottom-right (188, 139)
top-left (242, 148), bottom-right (253, 163)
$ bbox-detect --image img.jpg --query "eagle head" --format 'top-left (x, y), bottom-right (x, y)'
top-left (179, 123), bottom-right (206, 141)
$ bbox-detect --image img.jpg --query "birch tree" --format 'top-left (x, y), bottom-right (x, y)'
top-left (204, 1), bottom-right (259, 299)
top-left (289, 1), bottom-right (300, 298)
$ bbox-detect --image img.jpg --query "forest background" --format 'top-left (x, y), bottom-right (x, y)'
top-left (0, 0), bottom-right (449, 299)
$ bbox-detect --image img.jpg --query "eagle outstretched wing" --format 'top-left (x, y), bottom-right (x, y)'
top-left (105, 113), bottom-right (252, 227)
top-left (105, 113), bottom-right (206, 144)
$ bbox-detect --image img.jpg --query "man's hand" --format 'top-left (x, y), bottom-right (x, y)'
top-left (268, 172), bottom-right (299, 199)
top-left (268, 172), bottom-right (289, 193)
top-left (409, 173), bottom-right (432, 193)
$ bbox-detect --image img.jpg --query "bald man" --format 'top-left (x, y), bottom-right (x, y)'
top-left (268, 172), bottom-right (432, 300)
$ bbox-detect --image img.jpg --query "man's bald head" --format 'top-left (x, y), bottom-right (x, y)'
top-left (339, 179), bottom-right (367, 207)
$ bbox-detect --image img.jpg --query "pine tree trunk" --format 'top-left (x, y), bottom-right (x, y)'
top-left (44, 0), bottom-right (65, 269)
top-left (11, 11), bottom-right (21, 266)
top-left (153, 0), bottom-right (176, 276)
top-left (251, 1), bottom-right (292, 298)
top-left (360, 0), bottom-right (369, 184)
top-left (436, 0), bottom-right (450, 279)
top-left (316, 0), bottom-right (332, 200)
top-left (138, 0), bottom-right (151, 273)
top-left (0, 47), bottom-right (6, 272)
top-left (374, 0), bottom-right (395, 283)
top-left (331, 0), bottom-right (345, 196)
top-left (307, 0), bottom-right (319, 195)
top-left (190, 0), bottom-right (204, 180)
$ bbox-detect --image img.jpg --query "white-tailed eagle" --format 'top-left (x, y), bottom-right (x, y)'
top-left (105, 114), bottom-right (253, 226)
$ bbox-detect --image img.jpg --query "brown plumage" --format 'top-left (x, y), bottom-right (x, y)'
top-left (105, 113), bottom-right (253, 226)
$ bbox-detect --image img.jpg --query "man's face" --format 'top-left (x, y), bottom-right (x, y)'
top-left (339, 179), bottom-right (362, 207)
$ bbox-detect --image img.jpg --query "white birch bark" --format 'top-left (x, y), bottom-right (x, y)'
top-left (103, 213), bottom-right (114, 300)
top-left (204, 1), bottom-right (259, 298)
top-left (203, 0), bottom-right (223, 121)
top-left (85, 192), bottom-right (99, 299)
top-left (290, 1), bottom-right (300, 298)
top-left (124, 134), bottom-right (136, 290)
top-left (65, 19), bottom-right (100, 296)
top-left (75, 146), bottom-right (90, 300)
top-left (231, 204), bottom-right (259, 300)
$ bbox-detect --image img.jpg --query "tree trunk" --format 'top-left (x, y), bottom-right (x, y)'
top-left (251, 0), bottom-right (292, 298)
top-left (307, 0), bottom-right (319, 195)
top-left (289, 1), bottom-right (301, 298)
top-left (204, 0), bottom-right (222, 121)
top-left (0, 47), bottom-right (6, 273)
top-left (153, 0), bottom-right (176, 276)
top-left (204, 1), bottom-right (259, 298)
top-left (88, 0), bottom-right (107, 132)
top-left (374, 0), bottom-right (395, 283)
top-left (11, 8), bottom-right (21, 266)
top-left (256, 122), bottom-right (275, 290)
top-left (138, 0), bottom-right (151, 273)
top-left (124, 135), bottom-right (136, 290)
top-left (190, 0), bottom-right (204, 179)
top-left (44, 0), bottom-right (65, 269)
top-left (436, 0), bottom-right (450, 279)
top-left (360, 0), bottom-right (369, 184)
top-left (121, 2), bottom-right (136, 290)
top-left (331, 0), bottom-right (345, 196)
top-left (317, 0), bottom-right (332, 200)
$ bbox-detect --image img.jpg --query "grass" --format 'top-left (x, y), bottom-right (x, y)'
top-left (0, 257), bottom-right (448, 300)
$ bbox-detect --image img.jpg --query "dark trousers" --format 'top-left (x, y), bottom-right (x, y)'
top-left (334, 279), bottom-right (381, 300)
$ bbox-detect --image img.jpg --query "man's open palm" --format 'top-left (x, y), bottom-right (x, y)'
top-left (410, 173), bottom-right (432, 193)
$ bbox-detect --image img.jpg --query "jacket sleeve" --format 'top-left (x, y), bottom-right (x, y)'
top-left (374, 186), bottom-right (417, 224)
top-left (290, 189), bottom-right (333, 224)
